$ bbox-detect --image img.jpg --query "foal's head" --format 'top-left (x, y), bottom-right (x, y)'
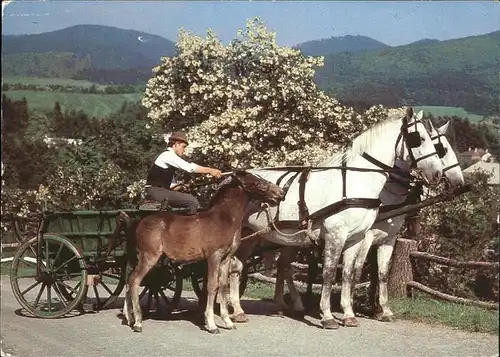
top-left (222, 170), bottom-right (285, 206)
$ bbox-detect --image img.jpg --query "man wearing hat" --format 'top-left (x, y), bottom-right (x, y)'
top-left (145, 131), bottom-right (222, 214)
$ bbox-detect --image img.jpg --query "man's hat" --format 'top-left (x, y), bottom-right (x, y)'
top-left (168, 131), bottom-right (189, 145)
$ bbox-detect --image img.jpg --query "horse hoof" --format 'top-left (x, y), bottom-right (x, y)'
top-left (208, 328), bottom-right (220, 334)
top-left (379, 315), bottom-right (394, 322)
top-left (343, 317), bottom-right (359, 327)
top-left (321, 319), bottom-right (339, 330)
top-left (232, 313), bottom-right (249, 323)
top-left (292, 311), bottom-right (306, 320)
top-left (132, 325), bottom-right (142, 333)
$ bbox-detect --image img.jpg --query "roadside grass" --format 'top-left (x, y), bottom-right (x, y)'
top-left (241, 280), bottom-right (499, 335)
top-left (390, 294), bottom-right (499, 335)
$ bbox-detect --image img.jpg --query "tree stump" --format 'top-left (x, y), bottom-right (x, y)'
top-left (388, 238), bottom-right (417, 297)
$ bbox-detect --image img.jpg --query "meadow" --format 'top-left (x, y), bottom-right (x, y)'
top-left (414, 106), bottom-right (484, 122)
top-left (3, 90), bottom-right (144, 118)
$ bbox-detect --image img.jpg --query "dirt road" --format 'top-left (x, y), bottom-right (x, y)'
top-left (1, 277), bottom-right (498, 357)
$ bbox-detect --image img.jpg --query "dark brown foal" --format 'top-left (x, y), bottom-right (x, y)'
top-left (122, 170), bottom-right (284, 334)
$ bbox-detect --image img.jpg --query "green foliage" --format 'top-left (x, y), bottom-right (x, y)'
top-left (2, 24), bottom-right (175, 71)
top-left (418, 171), bottom-right (500, 300)
top-left (297, 35), bottom-right (389, 57)
top-left (2, 52), bottom-right (92, 78)
top-left (415, 106), bottom-right (484, 122)
top-left (2, 90), bottom-right (144, 119)
top-left (142, 18), bottom-right (390, 172)
top-left (320, 31), bottom-right (500, 115)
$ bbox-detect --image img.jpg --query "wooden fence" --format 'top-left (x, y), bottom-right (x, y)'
top-left (388, 238), bottom-right (499, 310)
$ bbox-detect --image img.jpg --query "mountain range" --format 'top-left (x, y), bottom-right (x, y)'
top-left (2, 25), bottom-right (499, 115)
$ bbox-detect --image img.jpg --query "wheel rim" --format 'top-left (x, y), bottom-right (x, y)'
top-left (137, 258), bottom-right (183, 316)
top-left (10, 235), bottom-right (88, 318)
top-left (84, 256), bottom-right (127, 310)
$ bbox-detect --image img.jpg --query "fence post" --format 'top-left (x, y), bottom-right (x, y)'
top-left (388, 238), bottom-right (417, 297)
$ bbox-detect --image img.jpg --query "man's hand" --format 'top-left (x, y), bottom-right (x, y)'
top-left (209, 168), bottom-right (222, 178)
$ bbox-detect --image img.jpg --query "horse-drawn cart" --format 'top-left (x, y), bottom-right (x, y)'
top-left (8, 203), bottom-right (207, 319)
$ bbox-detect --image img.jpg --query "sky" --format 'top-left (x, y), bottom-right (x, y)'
top-left (2, 1), bottom-right (499, 47)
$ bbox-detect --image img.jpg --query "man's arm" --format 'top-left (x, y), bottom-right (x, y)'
top-left (160, 151), bottom-right (222, 178)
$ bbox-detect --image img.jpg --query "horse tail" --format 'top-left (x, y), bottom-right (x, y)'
top-left (106, 210), bottom-right (132, 257)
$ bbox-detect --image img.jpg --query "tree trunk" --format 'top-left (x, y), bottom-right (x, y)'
top-left (388, 238), bottom-right (417, 297)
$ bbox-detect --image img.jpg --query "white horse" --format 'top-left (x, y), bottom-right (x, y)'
top-left (348, 118), bottom-right (464, 322)
top-left (229, 109), bottom-right (443, 329)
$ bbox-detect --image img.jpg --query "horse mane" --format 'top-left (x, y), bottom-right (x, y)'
top-left (321, 114), bottom-right (402, 166)
top-left (205, 176), bottom-right (241, 209)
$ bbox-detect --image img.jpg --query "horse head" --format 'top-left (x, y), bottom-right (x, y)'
top-left (427, 118), bottom-right (464, 188)
top-left (229, 170), bottom-right (285, 206)
top-left (400, 109), bottom-right (443, 185)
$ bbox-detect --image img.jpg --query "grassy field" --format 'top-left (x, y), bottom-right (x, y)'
top-left (414, 106), bottom-right (484, 122)
top-left (241, 280), bottom-right (499, 335)
top-left (3, 90), bottom-right (143, 118)
top-left (2, 76), bottom-right (107, 90)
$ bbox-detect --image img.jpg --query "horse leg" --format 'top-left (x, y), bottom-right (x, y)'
top-left (128, 250), bottom-right (161, 333)
top-left (340, 238), bottom-right (364, 327)
top-left (273, 247), bottom-right (291, 315)
top-left (122, 285), bottom-right (132, 326)
top-left (376, 237), bottom-right (397, 322)
top-left (205, 252), bottom-right (223, 334)
top-left (319, 233), bottom-right (344, 329)
top-left (229, 256), bottom-right (248, 323)
top-left (281, 247), bottom-right (305, 317)
top-left (218, 255), bottom-right (236, 330)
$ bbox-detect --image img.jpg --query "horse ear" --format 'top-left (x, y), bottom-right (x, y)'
top-left (416, 110), bottom-right (424, 120)
top-left (437, 120), bottom-right (450, 135)
top-left (427, 118), bottom-right (437, 133)
top-left (405, 106), bottom-right (414, 119)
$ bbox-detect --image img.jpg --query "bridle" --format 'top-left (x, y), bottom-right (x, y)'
top-left (431, 132), bottom-right (460, 173)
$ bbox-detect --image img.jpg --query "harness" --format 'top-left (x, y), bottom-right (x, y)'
top-left (257, 113), bottom-right (439, 242)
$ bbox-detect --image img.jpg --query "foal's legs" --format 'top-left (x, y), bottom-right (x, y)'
top-left (127, 250), bottom-right (162, 332)
top-left (218, 255), bottom-right (236, 330)
top-left (228, 256), bottom-right (248, 323)
top-left (319, 232), bottom-right (344, 329)
top-left (205, 252), bottom-right (223, 334)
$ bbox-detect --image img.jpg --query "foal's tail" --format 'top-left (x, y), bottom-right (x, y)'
top-left (106, 210), bottom-right (132, 257)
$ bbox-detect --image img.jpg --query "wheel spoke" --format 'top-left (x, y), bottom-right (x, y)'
top-left (33, 283), bottom-right (46, 308)
top-left (93, 285), bottom-right (100, 309)
top-left (100, 281), bottom-right (113, 295)
top-left (53, 255), bottom-right (78, 273)
top-left (47, 285), bottom-right (52, 312)
top-left (53, 284), bottom-right (68, 307)
top-left (45, 239), bottom-right (51, 269)
top-left (58, 281), bottom-right (79, 296)
top-left (53, 242), bottom-right (64, 266)
top-left (19, 258), bottom-right (38, 270)
top-left (158, 289), bottom-right (171, 307)
top-left (21, 280), bottom-right (42, 296)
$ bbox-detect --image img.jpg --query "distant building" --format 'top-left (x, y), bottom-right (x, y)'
top-left (460, 147), bottom-right (496, 168)
top-left (463, 160), bottom-right (500, 186)
top-left (42, 135), bottom-right (83, 148)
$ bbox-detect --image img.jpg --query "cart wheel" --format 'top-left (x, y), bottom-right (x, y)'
top-left (137, 258), bottom-right (183, 317)
top-left (84, 255), bottom-right (127, 311)
top-left (10, 235), bottom-right (88, 318)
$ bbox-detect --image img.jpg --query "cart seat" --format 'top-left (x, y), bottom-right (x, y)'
top-left (138, 199), bottom-right (206, 214)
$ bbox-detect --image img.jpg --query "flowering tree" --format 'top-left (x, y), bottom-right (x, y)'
top-left (142, 18), bottom-right (390, 169)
